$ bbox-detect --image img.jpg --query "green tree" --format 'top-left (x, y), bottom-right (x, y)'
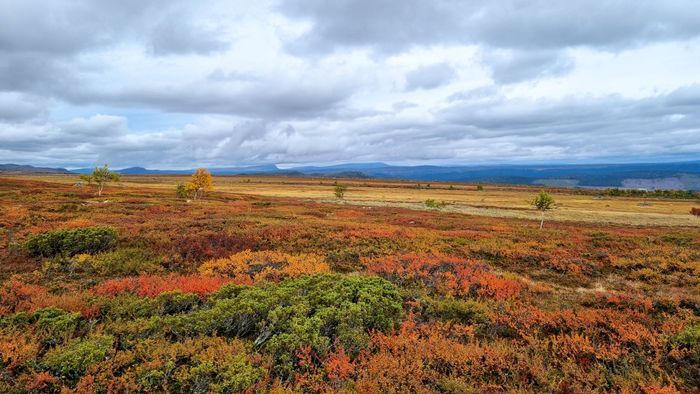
top-left (175, 182), bottom-right (190, 199)
top-left (531, 190), bottom-right (555, 229)
top-left (334, 184), bottom-right (347, 199)
top-left (80, 164), bottom-right (120, 196)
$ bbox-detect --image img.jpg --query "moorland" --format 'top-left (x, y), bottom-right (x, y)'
top-left (0, 174), bottom-right (698, 392)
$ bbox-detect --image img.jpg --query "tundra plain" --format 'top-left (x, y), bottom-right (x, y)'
top-left (0, 175), bottom-right (698, 392)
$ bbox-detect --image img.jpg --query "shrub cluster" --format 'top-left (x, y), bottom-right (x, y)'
top-left (25, 227), bottom-right (118, 257)
top-left (199, 250), bottom-right (329, 282)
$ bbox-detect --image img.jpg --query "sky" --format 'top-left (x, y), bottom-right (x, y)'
top-left (1, 0), bottom-right (700, 169)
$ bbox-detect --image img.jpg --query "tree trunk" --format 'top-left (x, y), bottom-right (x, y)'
top-left (539, 211), bottom-right (545, 229)
top-left (97, 183), bottom-right (103, 196)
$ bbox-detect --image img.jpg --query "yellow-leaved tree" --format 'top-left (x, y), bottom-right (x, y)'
top-left (187, 168), bottom-right (213, 200)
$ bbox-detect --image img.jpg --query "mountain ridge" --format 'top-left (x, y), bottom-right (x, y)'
top-left (2, 161), bottom-right (699, 190)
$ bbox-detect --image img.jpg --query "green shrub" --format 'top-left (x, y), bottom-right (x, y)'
top-left (666, 324), bottom-right (700, 388)
top-left (423, 297), bottom-right (489, 325)
top-left (89, 248), bottom-right (162, 276)
top-left (175, 182), bottom-right (190, 199)
top-left (424, 199), bottom-right (447, 209)
top-left (42, 335), bottom-right (113, 384)
top-left (25, 227), bottom-right (118, 257)
top-left (183, 355), bottom-right (262, 393)
top-left (32, 308), bottom-right (82, 346)
top-left (98, 294), bottom-right (161, 320)
top-left (98, 292), bottom-right (201, 320)
top-left (101, 275), bottom-right (402, 379)
top-left (155, 291), bottom-right (201, 315)
top-left (121, 275), bottom-right (404, 379)
top-left (208, 274), bottom-right (402, 377)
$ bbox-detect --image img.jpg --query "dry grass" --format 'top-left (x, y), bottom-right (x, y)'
top-left (11, 174), bottom-right (700, 227)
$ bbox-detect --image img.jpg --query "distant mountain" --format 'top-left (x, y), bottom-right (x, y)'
top-left (72, 164), bottom-right (281, 175)
top-left (286, 161), bottom-right (700, 190)
top-left (0, 164), bottom-right (72, 174)
top-left (11, 160), bottom-right (700, 190)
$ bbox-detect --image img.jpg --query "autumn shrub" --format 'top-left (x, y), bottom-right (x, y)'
top-left (170, 232), bottom-right (261, 262)
top-left (199, 249), bottom-right (329, 282)
top-left (0, 276), bottom-right (47, 314)
top-left (366, 253), bottom-right (522, 300)
top-left (74, 337), bottom-right (264, 392)
top-left (93, 274), bottom-right (234, 298)
top-left (355, 321), bottom-right (545, 392)
top-left (41, 335), bottom-right (113, 385)
top-left (326, 248), bottom-right (363, 272)
top-left (25, 226), bottom-right (118, 257)
top-left (0, 332), bottom-right (40, 372)
top-left (43, 248), bottom-right (163, 277)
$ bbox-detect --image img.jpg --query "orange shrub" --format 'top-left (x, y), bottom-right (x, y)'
top-left (93, 274), bottom-right (235, 298)
top-left (0, 276), bottom-right (47, 314)
top-left (30, 292), bottom-right (99, 319)
top-left (199, 250), bottom-right (329, 282)
top-left (0, 333), bottom-right (40, 371)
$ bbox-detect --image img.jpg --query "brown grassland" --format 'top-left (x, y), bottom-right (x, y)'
top-left (0, 175), bottom-right (698, 393)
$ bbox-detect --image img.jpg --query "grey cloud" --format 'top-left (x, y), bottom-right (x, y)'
top-left (149, 13), bottom-right (230, 56)
top-left (0, 1), bottom-right (699, 168)
top-left (280, 0), bottom-right (700, 53)
top-left (66, 79), bottom-right (356, 119)
top-left (280, 0), bottom-right (700, 83)
top-left (0, 0), bottom-right (227, 57)
top-left (0, 93), bottom-right (47, 122)
top-left (482, 49), bottom-right (574, 84)
top-left (405, 63), bottom-right (456, 90)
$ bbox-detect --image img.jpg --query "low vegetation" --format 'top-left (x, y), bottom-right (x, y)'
top-left (0, 176), bottom-right (698, 392)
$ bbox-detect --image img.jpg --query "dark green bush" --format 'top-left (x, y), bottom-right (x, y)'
top-left (109, 274), bottom-right (403, 379)
top-left (25, 227), bottom-right (118, 257)
top-left (32, 308), bottom-right (82, 346)
top-left (208, 274), bottom-right (403, 378)
top-left (156, 291), bottom-right (201, 315)
top-left (42, 335), bottom-right (113, 384)
top-left (666, 324), bottom-right (700, 388)
top-left (423, 297), bottom-right (489, 325)
top-left (425, 199), bottom-right (447, 209)
top-left (89, 247), bottom-right (162, 276)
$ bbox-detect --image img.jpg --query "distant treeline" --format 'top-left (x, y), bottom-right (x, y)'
top-left (595, 188), bottom-right (699, 199)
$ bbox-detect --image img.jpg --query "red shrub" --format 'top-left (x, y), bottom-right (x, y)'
top-left (170, 232), bottom-right (261, 262)
top-left (0, 276), bottom-right (47, 315)
top-left (366, 253), bottom-right (522, 300)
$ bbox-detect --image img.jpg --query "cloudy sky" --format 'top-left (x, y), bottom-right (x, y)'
top-left (1, 0), bottom-right (700, 169)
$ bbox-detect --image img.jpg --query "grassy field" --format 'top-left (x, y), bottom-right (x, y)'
top-left (0, 175), bottom-right (698, 392)
top-left (17, 174), bottom-right (700, 227)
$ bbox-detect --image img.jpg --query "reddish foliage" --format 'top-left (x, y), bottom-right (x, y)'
top-left (92, 274), bottom-right (237, 298)
top-left (0, 276), bottom-right (47, 314)
top-left (325, 347), bottom-right (355, 382)
top-left (366, 253), bottom-right (522, 300)
top-left (170, 232), bottom-right (261, 262)
top-left (31, 293), bottom-right (100, 319)
top-left (25, 372), bottom-right (60, 392)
